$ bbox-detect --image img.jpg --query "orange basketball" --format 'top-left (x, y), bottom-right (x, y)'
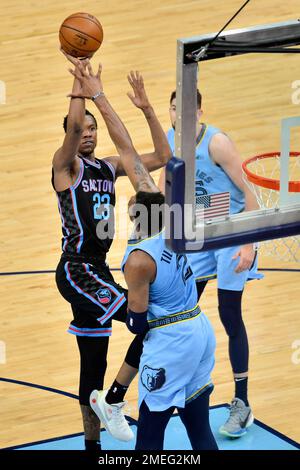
top-left (59, 12), bottom-right (103, 58)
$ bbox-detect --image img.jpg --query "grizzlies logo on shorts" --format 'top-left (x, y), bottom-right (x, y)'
top-left (141, 365), bottom-right (166, 392)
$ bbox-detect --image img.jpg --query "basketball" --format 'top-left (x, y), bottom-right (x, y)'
top-left (59, 12), bottom-right (103, 58)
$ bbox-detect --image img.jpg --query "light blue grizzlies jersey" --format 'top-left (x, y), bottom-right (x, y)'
top-left (122, 229), bottom-right (216, 412)
top-left (121, 230), bottom-right (198, 321)
top-left (167, 125), bottom-right (245, 214)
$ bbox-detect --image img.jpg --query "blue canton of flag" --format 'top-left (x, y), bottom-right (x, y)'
top-left (196, 192), bottom-right (230, 220)
top-left (196, 194), bottom-right (211, 208)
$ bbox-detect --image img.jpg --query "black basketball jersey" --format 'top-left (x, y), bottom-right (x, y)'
top-left (52, 156), bottom-right (116, 259)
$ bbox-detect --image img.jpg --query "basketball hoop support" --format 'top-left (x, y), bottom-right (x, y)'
top-left (166, 20), bottom-right (300, 253)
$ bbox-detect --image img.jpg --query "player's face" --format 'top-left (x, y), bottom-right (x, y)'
top-left (78, 116), bottom-right (98, 156)
top-left (169, 97), bottom-right (203, 130)
top-left (169, 98), bottom-right (176, 130)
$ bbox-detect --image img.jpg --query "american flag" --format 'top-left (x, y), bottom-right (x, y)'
top-left (195, 192), bottom-right (230, 220)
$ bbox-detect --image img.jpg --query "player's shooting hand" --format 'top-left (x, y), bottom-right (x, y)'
top-left (67, 60), bottom-right (104, 99)
top-left (60, 47), bottom-right (77, 65)
top-left (60, 47), bottom-right (94, 63)
top-left (233, 244), bottom-right (256, 273)
top-left (127, 71), bottom-right (151, 112)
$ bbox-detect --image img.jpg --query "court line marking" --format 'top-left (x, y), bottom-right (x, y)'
top-left (0, 269), bottom-right (120, 276)
top-left (0, 377), bottom-right (79, 400)
top-left (0, 268), bottom-right (300, 276)
top-left (1, 267), bottom-right (300, 449)
top-left (1, 377), bottom-right (299, 450)
top-left (3, 411), bottom-right (300, 450)
top-left (250, 417), bottom-right (300, 449)
top-left (4, 432), bottom-right (86, 450)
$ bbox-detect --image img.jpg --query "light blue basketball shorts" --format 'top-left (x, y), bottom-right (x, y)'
top-left (138, 312), bottom-right (216, 412)
top-left (187, 245), bottom-right (264, 291)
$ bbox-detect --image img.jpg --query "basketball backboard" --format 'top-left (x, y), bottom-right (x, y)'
top-left (165, 20), bottom-right (300, 253)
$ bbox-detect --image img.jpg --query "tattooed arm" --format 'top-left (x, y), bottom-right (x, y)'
top-left (96, 92), bottom-right (158, 192)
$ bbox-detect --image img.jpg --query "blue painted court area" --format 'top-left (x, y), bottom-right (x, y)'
top-left (12, 405), bottom-right (299, 451)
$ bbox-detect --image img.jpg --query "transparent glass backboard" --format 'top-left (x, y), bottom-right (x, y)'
top-left (165, 20), bottom-right (300, 253)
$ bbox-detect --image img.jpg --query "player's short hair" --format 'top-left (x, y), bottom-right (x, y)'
top-left (135, 191), bottom-right (165, 236)
top-left (63, 109), bottom-right (98, 133)
top-left (170, 89), bottom-right (202, 109)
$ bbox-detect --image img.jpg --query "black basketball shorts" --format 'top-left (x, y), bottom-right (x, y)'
top-left (56, 255), bottom-right (128, 337)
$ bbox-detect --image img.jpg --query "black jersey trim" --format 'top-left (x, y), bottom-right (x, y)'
top-left (82, 156), bottom-right (101, 169)
top-left (80, 156), bottom-right (116, 181)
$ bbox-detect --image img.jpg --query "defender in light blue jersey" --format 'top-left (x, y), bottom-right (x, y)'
top-left (122, 202), bottom-right (217, 450)
top-left (106, 102), bottom-right (218, 449)
top-left (122, 230), bottom-right (216, 415)
top-left (159, 90), bottom-right (262, 438)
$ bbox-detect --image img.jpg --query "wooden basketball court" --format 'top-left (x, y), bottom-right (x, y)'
top-left (0, 0), bottom-right (299, 449)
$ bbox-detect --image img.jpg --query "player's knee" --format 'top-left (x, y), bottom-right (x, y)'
top-left (218, 289), bottom-right (243, 337)
top-left (79, 349), bottom-right (107, 379)
top-left (219, 312), bottom-right (237, 336)
top-left (125, 333), bottom-right (145, 369)
top-left (219, 305), bottom-right (244, 337)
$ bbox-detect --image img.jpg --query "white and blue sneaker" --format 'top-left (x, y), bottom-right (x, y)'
top-left (219, 398), bottom-right (254, 438)
top-left (90, 389), bottom-right (134, 442)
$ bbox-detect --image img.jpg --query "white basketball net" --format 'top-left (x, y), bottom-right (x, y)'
top-left (243, 153), bottom-right (300, 263)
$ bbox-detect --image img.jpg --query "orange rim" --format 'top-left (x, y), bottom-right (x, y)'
top-left (242, 151), bottom-right (300, 192)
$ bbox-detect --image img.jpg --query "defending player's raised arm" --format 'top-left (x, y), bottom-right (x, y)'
top-left (209, 132), bottom-right (259, 272)
top-left (209, 133), bottom-right (259, 212)
top-left (127, 71), bottom-right (172, 172)
top-left (124, 250), bottom-right (156, 335)
top-left (52, 52), bottom-right (86, 180)
top-left (94, 93), bottom-right (158, 192)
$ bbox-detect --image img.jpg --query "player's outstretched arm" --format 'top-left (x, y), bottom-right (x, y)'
top-left (209, 133), bottom-right (259, 212)
top-left (127, 71), bottom-right (172, 172)
top-left (209, 133), bottom-right (259, 272)
top-left (52, 52), bottom-right (87, 191)
top-left (99, 94), bottom-right (158, 191)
